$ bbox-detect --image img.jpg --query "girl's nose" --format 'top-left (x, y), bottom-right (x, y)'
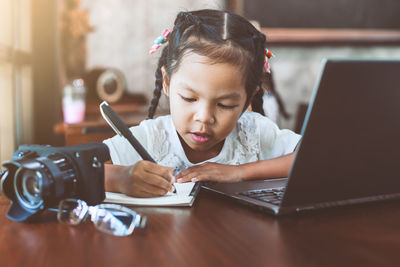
top-left (193, 105), bottom-right (215, 124)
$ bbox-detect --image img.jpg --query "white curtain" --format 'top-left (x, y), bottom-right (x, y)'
top-left (0, 0), bottom-right (33, 166)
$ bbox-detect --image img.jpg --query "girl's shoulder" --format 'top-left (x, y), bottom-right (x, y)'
top-left (239, 110), bottom-right (272, 120)
top-left (222, 112), bottom-right (267, 164)
top-left (136, 114), bottom-right (173, 133)
top-left (236, 112), bottom-right (301, 159)
top-left (237, 111), bottom-right (276, 129)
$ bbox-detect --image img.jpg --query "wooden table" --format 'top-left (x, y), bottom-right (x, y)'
top-left (1, 189), bottom-right (400, 267)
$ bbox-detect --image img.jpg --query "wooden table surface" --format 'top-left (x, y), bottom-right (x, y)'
top-left (1, 189), bottom-right (400, 267)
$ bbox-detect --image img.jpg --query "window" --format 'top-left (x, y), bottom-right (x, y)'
top-left (0, 0), bottom-right (33, 165)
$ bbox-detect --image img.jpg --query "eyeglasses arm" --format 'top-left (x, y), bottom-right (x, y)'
top-left (135, 214), bottom-right (147, 229)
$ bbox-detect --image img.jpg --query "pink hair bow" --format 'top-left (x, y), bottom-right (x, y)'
top-left (149, 29), bottom-right (173, 54)
top-left (264, 48), bottom-right (273, 73)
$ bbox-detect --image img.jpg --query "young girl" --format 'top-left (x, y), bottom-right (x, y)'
top-left (104, 9), bottom-right (301, 198)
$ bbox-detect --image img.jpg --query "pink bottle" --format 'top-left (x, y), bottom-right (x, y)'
top-left (62, 79), bottom-right (86, 124)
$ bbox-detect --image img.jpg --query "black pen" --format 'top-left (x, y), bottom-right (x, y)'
top-left (100, 101), bottom-right (176, 192)
top-left (100, 101), bottom-right (155, 162)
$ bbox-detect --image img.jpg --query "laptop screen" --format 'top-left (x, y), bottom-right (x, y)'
top-left (282, 59), bottom-right (400, 207)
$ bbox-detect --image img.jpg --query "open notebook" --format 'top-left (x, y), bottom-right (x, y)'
top-left (104, 182), bottom-right (200, 206)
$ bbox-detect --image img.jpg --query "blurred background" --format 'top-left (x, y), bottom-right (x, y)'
top-left (1, 0), bottom-right (400, 165)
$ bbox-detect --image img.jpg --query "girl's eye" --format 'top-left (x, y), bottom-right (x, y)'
top-left (180, 95), bottom-right (196, 102)
top-left (218, 103), bottom-right (237, 109)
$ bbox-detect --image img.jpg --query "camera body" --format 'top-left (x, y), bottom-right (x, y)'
top-left (0, 143), bottom-right (110, 222)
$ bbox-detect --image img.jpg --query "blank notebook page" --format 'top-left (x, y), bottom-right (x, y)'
top-left (104, 182), bottom-right (196, 206)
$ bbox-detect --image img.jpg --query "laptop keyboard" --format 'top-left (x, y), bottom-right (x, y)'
top-left (239, 187), bottom-right (285, 205)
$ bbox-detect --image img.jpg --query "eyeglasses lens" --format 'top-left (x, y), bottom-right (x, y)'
top-left (57, 199), bottom-right (88, 225)
top-left (90, 206), bottom-right (135, 236)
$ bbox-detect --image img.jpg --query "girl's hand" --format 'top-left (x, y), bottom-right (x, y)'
top-left (175, 162), bottom-right (244, 183)
top-left (107, 161), bottom-right (175, 198)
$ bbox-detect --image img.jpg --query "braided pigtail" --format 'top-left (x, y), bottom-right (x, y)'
top-left (246, 31), bottom-right (266, 116)
top-left (147, 47), bottom-right (168, 119)
top-left (147, 12), bottom-right (203, 120)
top-left (251, 86), bottom-right (265, 116)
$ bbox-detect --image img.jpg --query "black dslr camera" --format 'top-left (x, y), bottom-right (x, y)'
top-left (0, 143), bottom-right (110, 222)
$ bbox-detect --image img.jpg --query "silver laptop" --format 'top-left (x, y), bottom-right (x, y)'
top-left (202, 59), bottom-right (400, 215)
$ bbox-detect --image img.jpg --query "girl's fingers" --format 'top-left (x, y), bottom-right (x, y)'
top-left (176, 165), bottom-right (201, 179)
top-left (140, 172), bottom-right (173, 191)
top-left (142, 161), bottom-right (175, 182)
top-left (177, 171), bottom-right (200, 183)
top-left (176, 169), bottom-right (189, 179)
top-left (135, 179), bottom-right (171, 197)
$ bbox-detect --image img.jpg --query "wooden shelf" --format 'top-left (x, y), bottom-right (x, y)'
top-left (53, 100), bottom-right (168, 146)
top-left (261, 28), bottom-right (400, 45)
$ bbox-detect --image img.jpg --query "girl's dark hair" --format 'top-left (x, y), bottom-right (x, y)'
top-left (147, 9), bottom-right (271, 119)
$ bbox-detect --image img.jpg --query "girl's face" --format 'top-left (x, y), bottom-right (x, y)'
top-left (162, 53), bottom-right (248, 162)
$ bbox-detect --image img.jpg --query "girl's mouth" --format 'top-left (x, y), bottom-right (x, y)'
top-left (191, 133), bottom-right (210, 143)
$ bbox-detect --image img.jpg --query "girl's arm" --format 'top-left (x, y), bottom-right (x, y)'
top-left (175, 152), bottom-right (295, 183)
top-left (104, 162), bottom-right (130, 192)
top-left (241, 152), bottom-right (295, 180)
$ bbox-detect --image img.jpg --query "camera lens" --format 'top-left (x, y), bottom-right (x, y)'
top-left (24, 175), bottom-right (41, 196)
top-left (14, 168), bottom-right (44, 210)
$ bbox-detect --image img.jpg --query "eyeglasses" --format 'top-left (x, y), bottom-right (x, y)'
top-left (55, 199), bottom-right (147, 236)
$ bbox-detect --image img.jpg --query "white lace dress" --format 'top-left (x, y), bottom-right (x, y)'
top-left (103, 111), bottom-right (301, 174)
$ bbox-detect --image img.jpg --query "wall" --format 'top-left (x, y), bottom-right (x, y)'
top-left (80, 1), bottom-right (400, 132)
top-left (244, 0), bottom-right (400, 29)
top-left (268, 45), bottom-right (400, 130)
top-left (81, 0), bottom-right (225, 112)
top-left (242, 0), bottom-right (400, 129)
top-left (32, 0), bottom-right (61, 146)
